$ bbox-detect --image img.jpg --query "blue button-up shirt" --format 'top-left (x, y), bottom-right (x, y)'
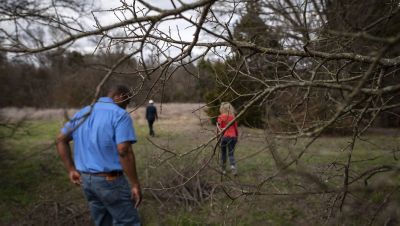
top-left (61, 97), bottom-right (137, 173)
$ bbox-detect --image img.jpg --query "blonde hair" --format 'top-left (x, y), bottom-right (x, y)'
top-left (219, 102), bottom-right (236, 115)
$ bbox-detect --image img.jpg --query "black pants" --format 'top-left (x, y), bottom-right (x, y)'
top-left (147, 119), bottom-right (155, 136)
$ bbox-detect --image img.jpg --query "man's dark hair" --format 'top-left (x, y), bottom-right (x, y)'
top-left (107, 84), bottom-right (131, 97)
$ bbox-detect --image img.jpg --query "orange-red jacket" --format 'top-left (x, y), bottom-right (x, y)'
top-left (217, 114), bottom-right (238, 138)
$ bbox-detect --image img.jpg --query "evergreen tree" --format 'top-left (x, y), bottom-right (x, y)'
top-left (203, 1), bottom-right (287, 127)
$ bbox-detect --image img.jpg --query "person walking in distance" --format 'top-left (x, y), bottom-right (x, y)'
top-left (217, 102), bottom-right (239, 176)
top-left (56, 85), bottom-right (142, 226)
top-left (145, 100), bottom-right (158, 137)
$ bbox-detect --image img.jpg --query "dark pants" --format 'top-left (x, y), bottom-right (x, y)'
top-left (81, 174), bottom-right (141, 226)
top-left (220, 137), bottom-right (237, 168)
top-left (147, 119), bottom-right (155, 136)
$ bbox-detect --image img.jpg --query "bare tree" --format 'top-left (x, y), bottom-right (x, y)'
top-left (1, 0), bottom-right (400, 224)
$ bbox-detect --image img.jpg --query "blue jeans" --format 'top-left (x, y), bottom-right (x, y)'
top-left (220, 137), bottom-right (237, 168)
top-left (81, 174), bottom-right (141, 226)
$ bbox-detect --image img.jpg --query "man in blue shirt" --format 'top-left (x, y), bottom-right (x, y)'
top-left (56, 85), bottom-right (142, 226)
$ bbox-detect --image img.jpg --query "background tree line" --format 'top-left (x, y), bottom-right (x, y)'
top-left (0, 49), bottom-right (202, 108)
top-left (2, 0), bottom-right (399, 129)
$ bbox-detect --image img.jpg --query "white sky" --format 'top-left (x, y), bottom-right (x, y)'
top-left (73, 1), bottom-right (200, 54)
top-left (70, 0), bottom-right (240, 59)
top-left (0, 0), bottom-right (241, 61)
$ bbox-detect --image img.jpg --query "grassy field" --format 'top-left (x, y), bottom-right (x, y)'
top-left (1, 104), bottom-right (400, 225)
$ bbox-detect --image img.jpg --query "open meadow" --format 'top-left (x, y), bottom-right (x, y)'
top-left (1, 104), bottom-right (400, 226)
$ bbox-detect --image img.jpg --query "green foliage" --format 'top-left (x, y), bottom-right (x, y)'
top-left (0, 121), bottom-right (65, 223)
top-left (234, 1), bottom-right (280, 48)
top-left (201, 58), bottom-right (268, 128)
top-left (200, 2), bottom-right (284, 128)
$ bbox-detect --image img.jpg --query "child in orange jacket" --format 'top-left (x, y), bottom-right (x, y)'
top-left (217, 102), bottom-right (239, 176)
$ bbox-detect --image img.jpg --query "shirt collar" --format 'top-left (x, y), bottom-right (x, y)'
top-left (98, 97), bottom-right (114, 103)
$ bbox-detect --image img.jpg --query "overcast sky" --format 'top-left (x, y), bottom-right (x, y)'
top-left (70, 0), bottom-right (239, 59)
top-left (72, 1), bottom-right (199, 54)
top-left (1, 0), bottom-right (240, 61)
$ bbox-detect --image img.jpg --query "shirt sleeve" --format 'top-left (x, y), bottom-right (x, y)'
top-left (115, 113), bottom-right (137, 144)
top-left (61, 112), bottom-right (80, 137)
top-left (61, 120), bottom-right (74, 137)
top-left (60, 107), bottom-right (90, 138)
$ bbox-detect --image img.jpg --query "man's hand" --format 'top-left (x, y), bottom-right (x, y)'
top-left (131, 184), bottom-right (142, 208)
top-left (118, 142), bottom-right (142, 208)
top-left (56, 133), bottom-right (80, 186)
top-left (68, 170), bottom-right (81, 185)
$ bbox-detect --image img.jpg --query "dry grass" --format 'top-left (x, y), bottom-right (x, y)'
top-left (2, 104), bottom-right (400, 225)
top-left (129, 103), bottom-right (210, 132)
top-left (0, 103), bottom-right (208, 125)
top-left (0, 107), bottom-right (78, 121)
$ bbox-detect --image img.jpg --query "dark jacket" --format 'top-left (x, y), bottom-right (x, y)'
top-left (146, 105), bottom-right (158, 121)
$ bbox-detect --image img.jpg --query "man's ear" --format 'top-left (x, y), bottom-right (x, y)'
top-left (118, 93), bottom-right (126, 101)
top-left (113, 94), bottom-right (122, 103)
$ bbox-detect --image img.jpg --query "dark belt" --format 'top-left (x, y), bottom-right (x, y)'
top-left (82, 171), bottom-right (123, 177)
